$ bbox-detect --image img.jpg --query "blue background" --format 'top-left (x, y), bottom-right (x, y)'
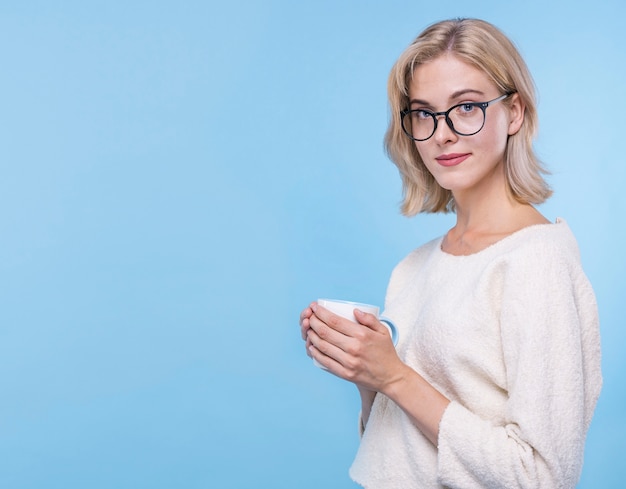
top-left (0, 1), bottom-right (623, 487)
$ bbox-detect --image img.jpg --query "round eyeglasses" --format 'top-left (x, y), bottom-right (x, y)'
top-left (400, 93), bottom-right (513, 142)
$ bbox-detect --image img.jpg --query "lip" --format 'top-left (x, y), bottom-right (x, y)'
top-left (435, 153), bottom-right (471, 167)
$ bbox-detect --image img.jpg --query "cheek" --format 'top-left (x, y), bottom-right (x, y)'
top-left (485, 113), bottom-right (511, 147)
top-left (473, 119), bottom-right (509, 154)
top-left (414, 142), bottom-right (425, 159)
top-left (413, 142), bottom-right (436, 171)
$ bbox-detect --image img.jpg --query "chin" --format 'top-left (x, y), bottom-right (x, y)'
top-left (432, 176), bottom-right (464, 192)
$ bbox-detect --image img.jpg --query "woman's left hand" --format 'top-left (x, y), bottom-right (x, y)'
top-left (307, 303), bottom-right (405, 392)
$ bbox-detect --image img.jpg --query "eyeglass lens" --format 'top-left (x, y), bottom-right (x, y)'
top-left (403, 103), bottom-right (485, 141)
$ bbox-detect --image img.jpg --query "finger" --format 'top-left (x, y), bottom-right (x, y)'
top-left (308, 328), bottom-right (350, 369)
top-left (309, 310), bottom-right (354, 349)
top-left (311, 303), bottom-right (358, 337)
top-left (309, 345), bottom-right (349, 375)
top-left (300, 316), bottom-right (310, 341)
top-left (299, 304), bottom-right (314, 324)
top-left (354, 309), bottom-right (389, 336)
top-left (308, 330), bottom-right (365, 383)
top-left (300, 304), bottom-right (316, 340)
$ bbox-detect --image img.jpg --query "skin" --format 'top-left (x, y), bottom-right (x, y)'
top-left (299, 53), bottom-right (549, 446)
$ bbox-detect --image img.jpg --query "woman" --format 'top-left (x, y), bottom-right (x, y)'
top-left (299, 18), bottom-right (602, 488)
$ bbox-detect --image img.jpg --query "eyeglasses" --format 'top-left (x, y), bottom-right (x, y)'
top-left (400, 93), bottom-right (513, 142)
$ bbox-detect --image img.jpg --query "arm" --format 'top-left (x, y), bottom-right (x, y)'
top-left (436, 250), bottom-right (602, 488)
top-left (357, 386), bottom-right (376, 433)
top-left (301, 302), bottom-right (380, 432)
top-left (307, 304), bottom-right (449, 445)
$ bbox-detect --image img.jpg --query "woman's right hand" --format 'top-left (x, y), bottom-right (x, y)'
top-left (299, 302), bottom-right (316, 358)
top-left (300, 301), bottom-right (378, 430)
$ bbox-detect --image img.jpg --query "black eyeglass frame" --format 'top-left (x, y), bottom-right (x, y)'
top-left (400, 92), bottom-right (514, 142)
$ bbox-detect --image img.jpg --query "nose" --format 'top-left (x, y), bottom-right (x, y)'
top-left (432, 115), bottom-right (458, 145)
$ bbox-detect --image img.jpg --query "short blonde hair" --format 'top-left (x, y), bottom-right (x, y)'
top-left (385, 18), bottom-right (552, 215)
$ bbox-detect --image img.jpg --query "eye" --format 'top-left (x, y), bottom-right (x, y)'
top-left (456, 103), bottom-right (478, 116)
top-left (412, 109), bottom-right (433, 121)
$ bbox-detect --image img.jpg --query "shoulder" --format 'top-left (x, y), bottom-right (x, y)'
top-left (494, 218), bottom-right (582, 271)
top-left (384, 236), bottom-right (443, 299)
top-left (401, 236), bottom-right (443, 265)
top-left (392, 236), bottom-right (443, 277)
top-left (493, 219), bottom-right (595, 303)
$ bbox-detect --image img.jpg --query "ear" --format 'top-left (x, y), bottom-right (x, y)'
top-left (507, 93), bottom-right (525, 136)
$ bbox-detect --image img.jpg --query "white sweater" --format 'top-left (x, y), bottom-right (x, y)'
top-left (349, 219), bottom-right (602, 489)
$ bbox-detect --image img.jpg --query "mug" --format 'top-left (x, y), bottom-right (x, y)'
top-left (313, 298), bottom-right (398, 369)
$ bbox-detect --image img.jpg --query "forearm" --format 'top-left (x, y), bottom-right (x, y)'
top-left (382, 363), bottom-right (450, 446)
top-left (357, 386), bottom-right (377, 430)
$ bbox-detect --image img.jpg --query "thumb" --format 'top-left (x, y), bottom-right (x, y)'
top-left (354, 308), bottom-right (387, 333)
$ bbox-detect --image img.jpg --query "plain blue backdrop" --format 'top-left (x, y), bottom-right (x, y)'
top-left (0, 1), bottom-right (623, 487)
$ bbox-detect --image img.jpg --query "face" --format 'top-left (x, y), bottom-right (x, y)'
top-left (408, 53), bottom-right (524, 197)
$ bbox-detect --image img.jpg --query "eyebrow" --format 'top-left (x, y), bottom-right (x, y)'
top-left (409, 88), bottom-right (486, 107)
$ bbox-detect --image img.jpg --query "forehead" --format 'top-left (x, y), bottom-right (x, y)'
top-left (408, 53), bottom-right (494, 103)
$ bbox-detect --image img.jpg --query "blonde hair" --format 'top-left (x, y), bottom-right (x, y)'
top-left (386, 18), bottom-right (552, 215)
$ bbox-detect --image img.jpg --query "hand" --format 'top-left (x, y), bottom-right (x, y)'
top-left (301, 302), bottom-right (449, 444)
top-left (299, 303), bottom-right (315, 358)
top-left (307, 303), bottom-right (405, 393)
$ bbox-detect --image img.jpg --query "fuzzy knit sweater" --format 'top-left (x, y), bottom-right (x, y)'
top-left (349, 219), bottom-right (602, 489)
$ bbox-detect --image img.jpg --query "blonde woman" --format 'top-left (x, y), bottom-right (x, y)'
top-left (300, 18), bottom-right (602, 488)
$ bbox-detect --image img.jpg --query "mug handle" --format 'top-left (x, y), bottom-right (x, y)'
top-left (379, 317), bottom-right (398, 346)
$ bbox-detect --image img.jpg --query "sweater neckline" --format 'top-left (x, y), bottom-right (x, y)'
top-left (437, 218), bottom-right (565, 258)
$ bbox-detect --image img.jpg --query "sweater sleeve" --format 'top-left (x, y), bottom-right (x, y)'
top-left (436, 241), bottom-right (602, 489)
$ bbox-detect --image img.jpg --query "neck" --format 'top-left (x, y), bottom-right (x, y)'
top-left (453, 191), bottom-right (519, 234)
top-left (443, 169), bottom-right (549, 255)
top-left (451, 165), bottom-right (516, 233)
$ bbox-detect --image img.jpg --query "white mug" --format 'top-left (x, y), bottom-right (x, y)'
top-left (313, 298), bottom-right (398, 369)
